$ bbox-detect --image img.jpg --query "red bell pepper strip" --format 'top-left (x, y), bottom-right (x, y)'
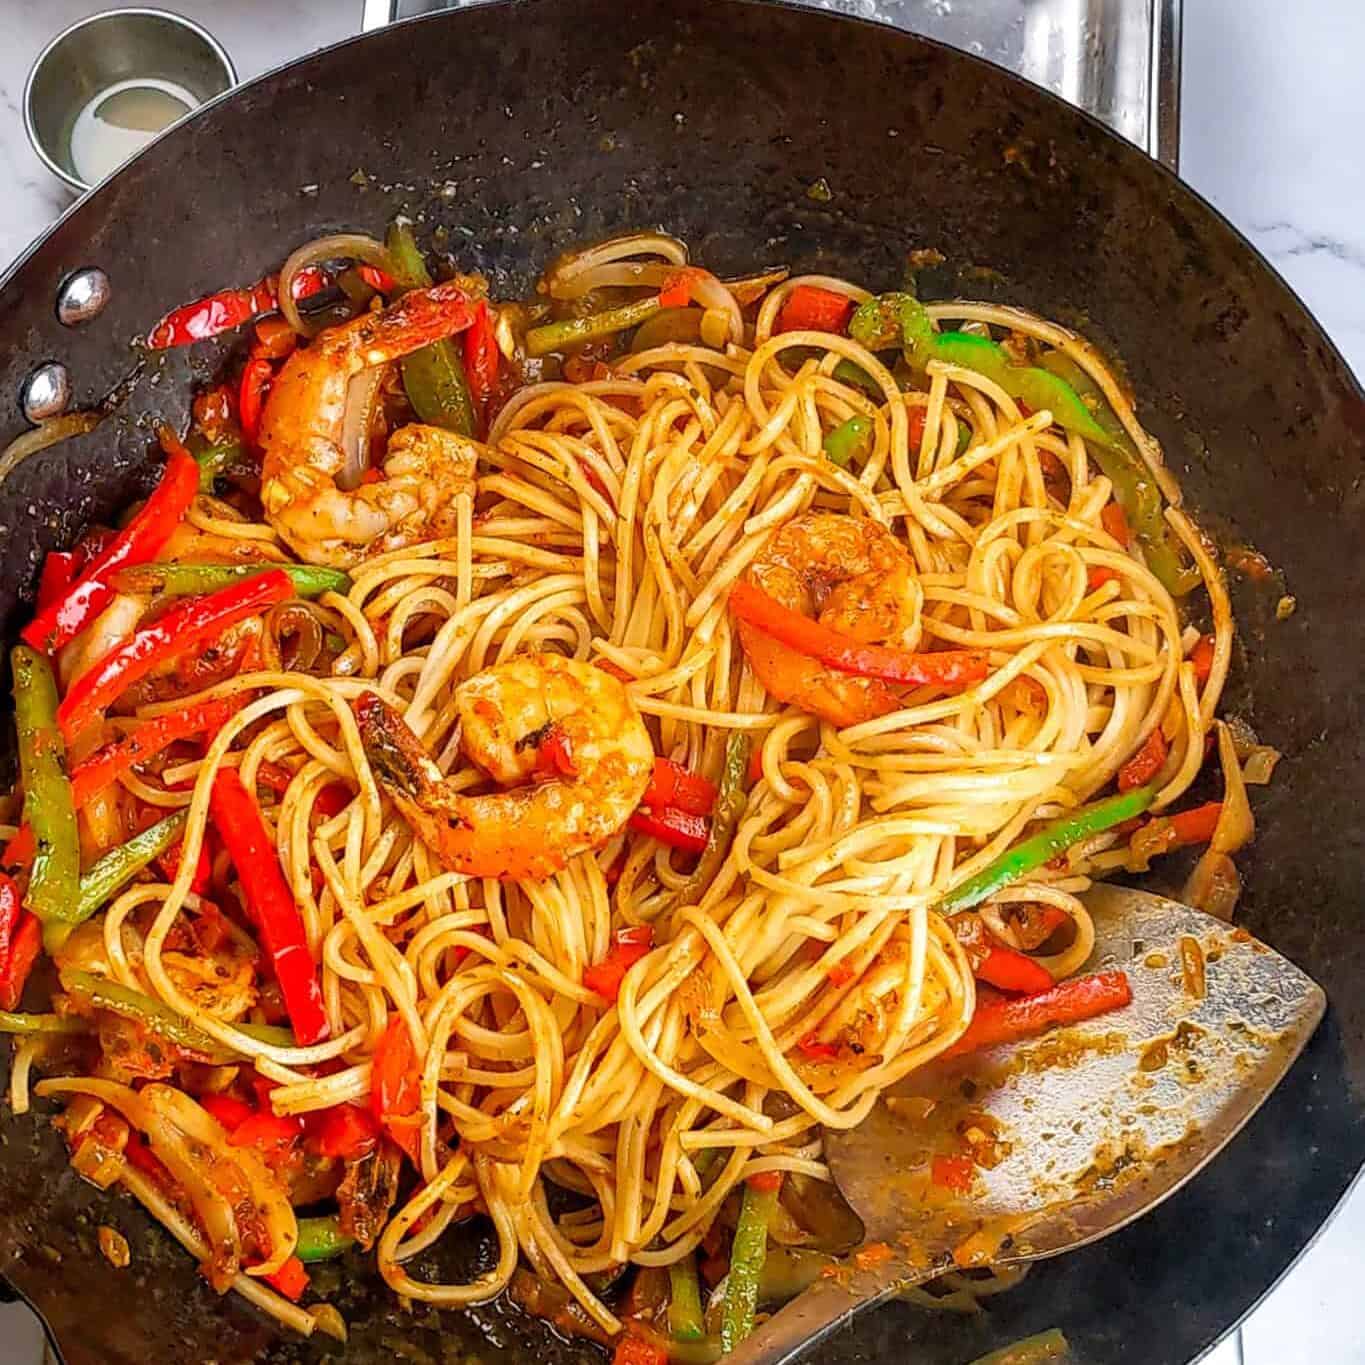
top-left (776, 285), bottom-right (854, 335)
top-left (944, 971), bottom-right (1132, 1058)
top-left (1118, 725), bottom-right (1169, 791)
top-left (796, 1033), bottom-right (839, 1060)
top-left (58, 570), bottom-right (291, 741)
top-left (642, 758), bottom-right (718, 817)
top-left (238, 357), bottom-right (274, 445)
top-left (730, 579), bottom-right (989, 690)
top-left (658, 266), bottom-right (708, 309)
top-left (312, 1103), bottom-right (380, 1161)
top-left (613, 1335), bottom-right (669, 1365)
top-left (4, 695), bottom-right (240, 870)
top-left (370, 1016), bottom-right (422, 1163)
top-left (158, 837), bottom-right (211, 896)
top-left (0, 874), bottom-right (41, 1011)
top-left (1168, 801), bottom-right (1222, 847)
top-left (199, 1093), bottom-right (256, 1132)
top-left (1101, 502), bottom-right (1131, 546)
top-left (22, 449), bottom-right (199, 656)
top-left (930, 1154), bottom-right (975, 1193)
top-left (948, 912), bottom-right (1054, 994)
top-left (229, 1110), bottom-right (305, 1168)
top-left (146, 266), bottom-right (330, 349)
top-left (264, 1255), bottom-right (310, 1302)
top-left (532, 725), bottom-right (577, 779)
top-left (1190, 634), bottom-right (1216, 685)
top-left (358, 265), bottom-right (395, 294)
top-left (463, 300), bottom-right (500, 419)
top-left (628, 805), bottom-right (709, 853)
top-left (209, 767), bottom-right (329, 1046)
top-left (746, 1170), bottom-right (783, 1193)
top-left (582, 925), bottom-right (654, 1002)
top-left (36, 553), bottom-right (79, 613)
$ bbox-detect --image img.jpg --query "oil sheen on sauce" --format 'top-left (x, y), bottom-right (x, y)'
top-left (69, 79), bottom-right (197, 185)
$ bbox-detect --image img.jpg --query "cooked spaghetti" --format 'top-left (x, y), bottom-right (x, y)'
top-left (0, 227), bottom-right (1257, 1355)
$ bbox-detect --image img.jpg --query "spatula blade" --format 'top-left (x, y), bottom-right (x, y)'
top-left (826, 886), bottom-right (1326, 1262)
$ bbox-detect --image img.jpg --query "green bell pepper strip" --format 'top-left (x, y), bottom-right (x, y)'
top-left (0, 1010), bottom-right (90, 1035)
top-left (967, 1328), bottom-right (1071, 1365)
top-left (114, 562), bottom-right (351, 601)
top-left (677, 733), bottom-right (752, 906)
top-left (830, 358), bottom-right (884, 398)
top-left (61, 970), bottom-right (236, 1061)
top-left (385, 219), bottom-right (477, 436)
top-left (193, 438), bottom-right (246, 493)
top-left (937, 786), bottom-right (1156, 915)
top-left (850, 292), bottom-right (935, 372)
top-left (822, 415), bottom-right (873, 468)
top-left (1038, 350), bottom-right (1201, 596)
top-left (668, 1255), bottom-right (706, 1341)
top-left (12, 646), bottom-right (80, 928)
top-left (720, 1178), bottom-right (781, 1352)
top-left (295, 1215), bottom-right (355, 1263)
top-left (525, 295), bottom-right (663, 358)
top-left (74, 810), bottom-right (189, 925)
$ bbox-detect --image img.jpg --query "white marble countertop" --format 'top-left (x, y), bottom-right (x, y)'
top-left (0, 2), bottom-right (1362, 1363)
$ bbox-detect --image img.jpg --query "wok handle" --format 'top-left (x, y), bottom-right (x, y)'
top-left (721, 1256), bottom-right (922, 1365)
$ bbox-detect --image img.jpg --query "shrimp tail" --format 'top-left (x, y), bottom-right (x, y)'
top-left (355, 692), bottom-right (452, 817)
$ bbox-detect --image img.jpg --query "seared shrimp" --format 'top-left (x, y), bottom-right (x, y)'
top-left (259, 280), bottom-right (483, 567)
top-left (738, 513), bottom-right (919, 727)
top-left (356, 652), bottom-right (654, 880)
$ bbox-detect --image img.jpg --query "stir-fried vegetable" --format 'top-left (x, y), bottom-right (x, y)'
top-left (61, 971), bottom-right (250, 1063)
top-left (115, 562), bottom-right (351, 600)
top-left (822, 414), bottom-right (872, 468)
top-left (57, 569), bottom-right (293, 740)
top-left (945, 971), bottom-right (1132, 1057)
top-left (938, 786), bottom-right (1156, 913)
top-left (194, 438), bottom-right (246, 492)
top-left (583, 926), bottom-right (654, 1001)
top-left (0, 875), bottom-right (39, 1011)
top-left (720, 1174), bottom-right (782, 1351)
top-left (386, 218), bottom-right (478, 436)
top-left (948, 915), bottom-right (1054, 994)
top-left (526, 296), bottom-right (663, 358)
top-left (295, 1215), bottom-right (354, 1263)
top-left (370, 1015), bottom-right (421, 1162)
top-left (628, 805), bottom-right (710, 852)
top-left (23, 450), bottom-right (199, 657)
top-left (642, 758), bottom-right (718, 817)
top-left (0, 1010), bottom-right (89, 1035)
top-left (12, 645), bottom-right (79, 930)
top-left (209, 769), bottom-right (329, 1045)
top-left (775, 285), bottom-right (853, 335)
top-left (730, 579), bottom-right (989, 689)
top-left (677, 733), bottom-right (752, 905)
top-left (668, 1255), bottom-right (706, 1342)
top-left (967, 1328), bottom-right (1071, 1365)
top-left (463, 299), bottom-right (501, 424)
top-left (72, 811), bottom-right (189, 925)
top-left (146, 267), bottom-right (330, 349)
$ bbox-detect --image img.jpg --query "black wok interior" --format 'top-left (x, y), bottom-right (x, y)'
top-left (1, 2), bottom-right (1363, 1361)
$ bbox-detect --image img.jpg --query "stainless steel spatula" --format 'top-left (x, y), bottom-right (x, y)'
top-left (726, 885), bottom-right (1326, 1364)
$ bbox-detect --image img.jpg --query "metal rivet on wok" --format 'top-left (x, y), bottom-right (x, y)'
top-left (22, 361), bottom-right (71, 422)
top-left (56, 267), bottom-right (111, 326)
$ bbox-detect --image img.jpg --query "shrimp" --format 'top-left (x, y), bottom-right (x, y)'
top-left (259, 280), bottom-right (484, 567)
top-left (737, 512), bottom-right (920, 727)
top-left (356, 652), bottom-right (654, 880)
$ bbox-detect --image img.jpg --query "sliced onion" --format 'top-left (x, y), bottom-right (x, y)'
top-left (0, 411), bottom-right (101, 486)
top-left (142, 1084), bottom-right (298, 1278)
top-left (1242, 745), bottom-right (1283, 786)
top-left (1223, 713), bottom-right (1260, 759)
top-left (700, 307), bottom-right (731, 348)
top-left (311, 1304), bottom-right (349, 1342)
top-left (262, 601), bottom-right (326, 674)
top-left (338, 364), bottom-right (386, 489)
top-left (551, 262), bottom-right (676, 299)
top-left (543, 232), bottom-right (688, 299)
top-left (58, 591), bottom-right (147, 691)
top-left (279, 232), bottom-right (396, 337)
top-left (1183, 849), bottom-right (1240, 920)
top-left (685, 270), bottom-right (745, 345)
top-left (725, 267), bottom-right (790, 306)
top-left (1211, 720), bottom-right (1255, 855)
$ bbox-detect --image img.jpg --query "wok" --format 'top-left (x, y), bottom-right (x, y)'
top-left (1, 2), bottom-right (1362, 1362)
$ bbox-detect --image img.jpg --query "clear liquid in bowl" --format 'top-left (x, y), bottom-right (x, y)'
top-left (69, 78), bottom-right (197, 186)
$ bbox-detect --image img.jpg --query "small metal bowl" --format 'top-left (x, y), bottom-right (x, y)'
top-left (24, 8), bottom-right (236, 195)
